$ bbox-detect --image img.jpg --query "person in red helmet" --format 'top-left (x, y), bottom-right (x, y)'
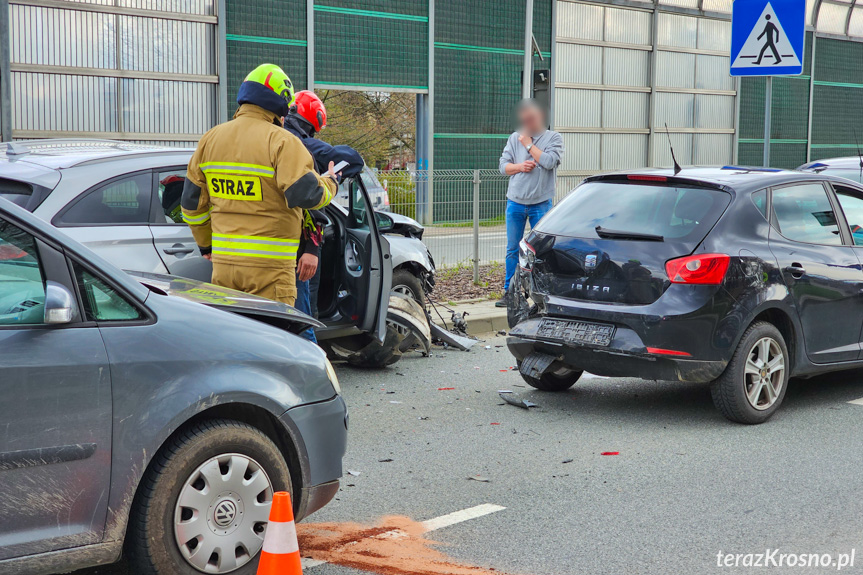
top-left (284, 90), bottom-right (364, 341)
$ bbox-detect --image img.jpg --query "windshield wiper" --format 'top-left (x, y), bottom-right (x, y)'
top-left (595, 226), bottom-right (664, 242)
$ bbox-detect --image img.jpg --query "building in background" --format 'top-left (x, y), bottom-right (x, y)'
top-left (1, 0), bottom-right (862, 202)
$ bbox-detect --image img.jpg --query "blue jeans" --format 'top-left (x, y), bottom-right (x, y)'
top-left (504, 198), bottom-right (552, 290)
top-left (295, 275), bottom-right (317, 343)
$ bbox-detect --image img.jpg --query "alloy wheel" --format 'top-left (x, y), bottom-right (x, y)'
top-left (743, 337), bottom-right (785, 411)
top-left (174, 453), bottom-right (274, 573)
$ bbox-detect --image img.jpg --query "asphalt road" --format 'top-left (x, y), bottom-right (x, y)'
top-left (423, 228), bottom-right (506, 268)
top-left (70, 336), bottom-right (863, 575)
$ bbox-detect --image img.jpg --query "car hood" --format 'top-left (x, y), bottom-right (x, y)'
top-left (386, 212), bottom-right (425, 238)
top-left (127, 271), bottom-right (324, 334)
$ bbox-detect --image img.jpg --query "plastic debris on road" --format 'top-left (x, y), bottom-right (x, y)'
top-left (601, 452), bottom-right (620, 456)
top-left (467, 475), bottom-right (491, 482)
top-left (499, 392), bottom-right (538, 409)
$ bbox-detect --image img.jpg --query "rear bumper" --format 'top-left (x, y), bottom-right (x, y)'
top-left (507, 317), bottom-right (727, 383)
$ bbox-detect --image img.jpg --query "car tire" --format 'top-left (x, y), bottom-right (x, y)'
top-left (710, 321), bottom-right (789, 424)
top-left (127, 419), bottom-right (293, 575)
top-left (391, 268), bottom-right (425, 304)
top-left (519, 361), bottom-right (583, 391)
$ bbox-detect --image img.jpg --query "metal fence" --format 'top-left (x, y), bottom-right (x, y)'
top-left (378, 169), bottom-right (584, 277)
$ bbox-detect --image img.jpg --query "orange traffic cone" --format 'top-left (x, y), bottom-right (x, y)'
top-left (257, 491), bottom-right (303, 574)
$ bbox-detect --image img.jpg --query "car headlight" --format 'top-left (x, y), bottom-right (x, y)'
top-left (518, 239), bottom-right (536, 270)
top-left (325, 358), bottom-right (341, 395)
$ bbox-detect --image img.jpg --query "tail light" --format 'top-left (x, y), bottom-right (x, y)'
top-left (518, 239), bottom-right (536, 271)
top-left (665, 253), bottom-right (730, 285)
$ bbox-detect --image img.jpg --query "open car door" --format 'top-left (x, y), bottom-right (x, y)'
top-left (341, 177), bottom-right (392, 341)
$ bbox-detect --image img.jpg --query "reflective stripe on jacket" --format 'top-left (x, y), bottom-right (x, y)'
top-left (182, 104), bottom-right (337, 268)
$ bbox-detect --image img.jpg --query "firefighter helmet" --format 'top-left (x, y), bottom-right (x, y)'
top-left (292, 91), bottom-right (327, 133)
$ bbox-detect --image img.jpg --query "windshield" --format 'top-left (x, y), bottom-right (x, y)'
top-left (812, 168), bottom-right (863, 184)
top-left (536, 181), bottom-right (731, 242)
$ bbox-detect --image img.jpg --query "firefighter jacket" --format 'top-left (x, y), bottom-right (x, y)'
top-left (181, 104), bottom-right (337, 268)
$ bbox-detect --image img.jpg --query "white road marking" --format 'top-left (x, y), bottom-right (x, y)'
top-left (847, 397), bottom-right (863, 405)
top-left (301, 503), bottom-right (506, 569)
top-left (421, 503), bottom-right (506, 532)
top-left (582, 372), bottom-right (610, 380)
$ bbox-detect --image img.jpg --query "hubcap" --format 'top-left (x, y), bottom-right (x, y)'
top-left (174, 453), bottom-right (274, 573)
top-left (744, 337), bottom-right (785, 411)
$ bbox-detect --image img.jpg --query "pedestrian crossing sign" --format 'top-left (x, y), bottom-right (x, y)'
top-left (730, 0), bottom-right (805, 76)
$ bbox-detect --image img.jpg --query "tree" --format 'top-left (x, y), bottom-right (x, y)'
top-left (316, 90), bottom-right (415, 168)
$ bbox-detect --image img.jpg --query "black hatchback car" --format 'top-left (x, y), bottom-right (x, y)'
top-left (507, 167), bottom-right (863, 424)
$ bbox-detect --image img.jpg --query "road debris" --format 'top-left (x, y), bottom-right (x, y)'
top-left (499, 392), bottom-right (538, 409)
top-left (438, 387), bottom-right (455, 391)
top-left (601, 452), bottom-right (620, 456)
top-left (347, 469), bottom-right (362, 476)
top-left (562, 459), bottom-right (574, 464)
top-left (467, 475), bottom-right (491, 482)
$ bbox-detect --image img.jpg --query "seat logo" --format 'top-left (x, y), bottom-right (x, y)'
top-left (208, 175), bottom-right (263, 201)
top-left (585, 254), bottom-right (598, 270)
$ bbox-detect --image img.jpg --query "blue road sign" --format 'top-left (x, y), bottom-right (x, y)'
top-left (730, 0), bottom-right (805, 76)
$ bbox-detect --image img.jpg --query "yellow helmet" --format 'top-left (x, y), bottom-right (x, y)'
top-left (244, 64), bottom-right (296, 108)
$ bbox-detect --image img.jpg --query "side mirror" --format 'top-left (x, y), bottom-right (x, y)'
top-left (376, 212), bottom-right (394, 232)
top-left (44, 281), bottom-right (78, 325)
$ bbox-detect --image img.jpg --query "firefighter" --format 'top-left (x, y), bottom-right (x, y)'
top-left (284, 90), bottom-right (364, 338)
top-left (181, 64), bottom-right (338, 306)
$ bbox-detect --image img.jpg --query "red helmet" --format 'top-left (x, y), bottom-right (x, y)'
top-left (293, 90), bottom-right (327, 133)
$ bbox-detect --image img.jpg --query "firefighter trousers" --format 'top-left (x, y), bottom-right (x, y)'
top-left (212, 261), bottom-right (298, 306)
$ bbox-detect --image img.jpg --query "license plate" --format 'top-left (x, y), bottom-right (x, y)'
top-left (537, 318), bottom-right (615, 347)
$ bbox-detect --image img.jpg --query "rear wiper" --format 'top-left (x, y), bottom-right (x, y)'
top-left (595, 226), bottom-right (664, 242)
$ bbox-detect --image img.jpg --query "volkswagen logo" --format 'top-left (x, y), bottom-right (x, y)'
top-left (213, 500), bottom-right (237, 527)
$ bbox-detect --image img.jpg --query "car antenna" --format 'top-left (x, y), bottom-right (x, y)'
top-left (664, 123), bottom-right (682, 175)
top-left (855, 128), bottom-right (863, 181)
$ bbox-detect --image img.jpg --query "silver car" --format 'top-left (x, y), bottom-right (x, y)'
top-left (0, 196), bottom-right (346, 575)
top-left (0, 139), bottom-right (435, 363)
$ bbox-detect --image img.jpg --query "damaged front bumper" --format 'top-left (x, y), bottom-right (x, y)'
top-left (507, 317), bottom-right (727, 383)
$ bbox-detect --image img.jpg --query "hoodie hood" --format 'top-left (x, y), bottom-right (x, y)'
top-left (284, 113), bottom-right (314, 140)
top-left (237, 80), bottom-right (290, 117)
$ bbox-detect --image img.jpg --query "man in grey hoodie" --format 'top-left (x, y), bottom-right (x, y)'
top-left (496, 99), bottom-right (564, 307)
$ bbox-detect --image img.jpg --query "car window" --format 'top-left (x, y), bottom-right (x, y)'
top-left (536, 181), bottom-right (731, 245)
top-left (156, 169), bottom-right (187, 224)
top-left (73, 263), bottom-right (142, 321)
top-left (833, 185), bottom-right (863, 246)
top-left (350, 180), bottom-right (370, 231)
top-left (752, 189), bottom-right (768, 219)
top-left (0, 218), bottom-right (46, 325)
top-left (771, 183), bottom-right (841, 245)
top-left (56, 173), bottom-right (151, 226)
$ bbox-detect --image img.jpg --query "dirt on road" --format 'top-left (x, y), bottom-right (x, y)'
top-left (298, 516), bottom-right (514, 575)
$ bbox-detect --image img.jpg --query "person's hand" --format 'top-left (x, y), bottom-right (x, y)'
top-left (521, 160), bottom-right (537, 173)
top-left (297, 253), bottom-right (319, 282)
top-left (518, 133), bottom-right (533, 148)
top-left (202, 253), bottom-right (212, 261)
top-left (326, 161), bottom-right (341, 181)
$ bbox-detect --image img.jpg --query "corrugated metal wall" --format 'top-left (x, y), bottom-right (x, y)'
top-left (553, 0), bottom-right (734, 193)
top-left (7, 0), bottom-right (219, 145)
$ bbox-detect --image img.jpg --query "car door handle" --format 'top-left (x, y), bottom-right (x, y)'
top-left (163, 244), bottom-right (195, 255)
top-left (785, 264), bottom-right (806, 278)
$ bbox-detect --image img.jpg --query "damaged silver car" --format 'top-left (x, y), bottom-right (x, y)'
top-left (0, 140), bottom-right (435, 367)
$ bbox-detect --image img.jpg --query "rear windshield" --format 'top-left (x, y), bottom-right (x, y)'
top-left (0, 178), bottom-right (50, 212)
top-left (536, 181), bottom-right (731, 242)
